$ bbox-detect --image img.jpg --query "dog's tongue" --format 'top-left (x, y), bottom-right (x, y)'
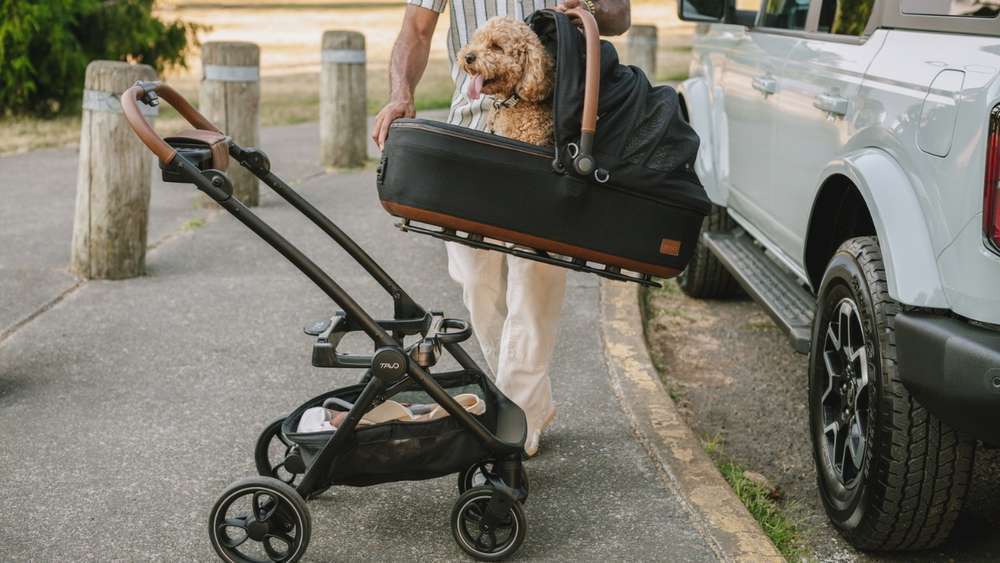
top-left (467, 75), bottom-right (485, 100)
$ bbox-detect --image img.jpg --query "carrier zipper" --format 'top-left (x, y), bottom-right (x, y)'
top-left (392, 121), bottom-right (553, 160)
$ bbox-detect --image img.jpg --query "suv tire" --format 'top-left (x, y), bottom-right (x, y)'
top-left (809, 236), bottom-right (975, 551)
top-left (677, 206), bottom-right (743, 298)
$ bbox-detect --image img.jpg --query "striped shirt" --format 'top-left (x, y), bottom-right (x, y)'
top-left (407, 0), bottom-right (559, 130)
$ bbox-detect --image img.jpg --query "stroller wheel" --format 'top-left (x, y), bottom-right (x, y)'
top-left (209, 476), bottom-right (311, 563)
top-left (254, 417), bottom-right (303, 486)
top-left (458, 461), bottom-right (495, 494)
top-left (451, 486), bottom-right (526, 561)
top-left (458, 462), bottom-right (530, 500)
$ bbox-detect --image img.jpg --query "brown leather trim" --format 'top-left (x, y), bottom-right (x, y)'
top-left (659, 238), bottom-right (682, 257)
top-left (122, 85), bottom-right (176, 164)
top-left (381, 200), bottom-right (680, 279)
top-left (156, 84), bottom-right (221, 133)
top-left (566, 8), bottom-right (600, 135)
top-left (164, 129), bottom-right (230, 171)
top-left (121, 82), bottom-right (222, 165)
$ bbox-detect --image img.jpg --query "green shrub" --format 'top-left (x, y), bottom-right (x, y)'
top-left (0, 1), bottom-right (199, 116)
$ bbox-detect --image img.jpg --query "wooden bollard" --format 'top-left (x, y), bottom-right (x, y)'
top-left (627, 25), bottom-right (658, 82)
top-left (200, 41), bottom-right (260, 206)
top-left (70, 61), bottom-right (157, 280)
top-left (320, 31), bottom-right (367, 168)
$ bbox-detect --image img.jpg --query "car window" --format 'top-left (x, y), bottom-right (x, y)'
top-left (817, 0), bottom-right (876, 35)
top-left (762, 0), bottom-right (810, 29)
top-left (735, 0), bottom-right (760, 25)
top-left (902, 0), bottom-right (999, 17)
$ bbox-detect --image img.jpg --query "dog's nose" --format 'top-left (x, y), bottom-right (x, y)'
top-left (464, 53), bottom-right (476, 64)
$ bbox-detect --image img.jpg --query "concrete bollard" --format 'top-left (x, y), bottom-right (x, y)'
top-left (199, 41), bottom-right (260, 206)
top-left (320, 30), bottom-right (367, 168)
top-left (70, 61), bottom-right (157, 280)
top-left (627, 25), bottom-right (658, 82)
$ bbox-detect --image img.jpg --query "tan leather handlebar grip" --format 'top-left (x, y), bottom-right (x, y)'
top-left (564, 7), bottom-right (600, 135)
top-left (120, 83), bottom-right (222, 165)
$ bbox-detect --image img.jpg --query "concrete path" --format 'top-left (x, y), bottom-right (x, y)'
top-left (0, 120), bottom-right (756, 561)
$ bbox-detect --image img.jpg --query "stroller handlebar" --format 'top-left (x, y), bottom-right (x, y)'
top-left (121, 81), bottom-right (222, 164)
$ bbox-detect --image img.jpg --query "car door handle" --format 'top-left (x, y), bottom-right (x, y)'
top-left (751, 75), bottom-right (777, 95)
top-left (814, 93), bottom-right (849, 116)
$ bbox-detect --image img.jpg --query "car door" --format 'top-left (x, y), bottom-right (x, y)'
top-left (765, 0), bottom-right (886, 260)
top-left (722, 0), bottom-right (808, 239)
top-left (717, 10), bottom-right (770, 223)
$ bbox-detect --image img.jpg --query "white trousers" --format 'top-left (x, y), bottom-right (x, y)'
top-left (446, 242), bottom-right (567, 434)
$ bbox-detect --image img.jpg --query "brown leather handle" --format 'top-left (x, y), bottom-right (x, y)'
top-left (564, 7), bottom-right (600, 135)
top-left (120, 82), bottom-right (222, 165)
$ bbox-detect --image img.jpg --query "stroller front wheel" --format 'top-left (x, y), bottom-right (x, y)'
top-left (451, 486), bottom-right (527, 561)
top-left (458, 461), bottom-right (530, 501)
top-left (209, 476), bottom-right (311, 563)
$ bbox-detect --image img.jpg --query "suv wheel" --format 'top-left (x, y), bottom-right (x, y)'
top-left (677, 206), bottom-right (743, 298)
top-left (809, 236), bottom-right (975, 550)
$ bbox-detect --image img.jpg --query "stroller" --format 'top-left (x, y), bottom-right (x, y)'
top-left (123, 78), bottom-right (529, 563)
top-left (121, 8), bottom-right (705, 562)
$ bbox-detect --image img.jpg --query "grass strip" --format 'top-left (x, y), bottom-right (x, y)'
top-left (704, 436), bottom-right (803, 561)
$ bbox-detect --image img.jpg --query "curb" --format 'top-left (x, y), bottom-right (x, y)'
top-left (599, 279), bottom-right (784, 562)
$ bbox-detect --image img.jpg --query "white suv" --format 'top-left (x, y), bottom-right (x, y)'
top-left (676, 0), bottom-right (1000, 551)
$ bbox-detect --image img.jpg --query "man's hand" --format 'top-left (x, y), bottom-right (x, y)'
top-left (371, 5), bottom-right (439, 150)
top-left (553, 0), bottom-right (583, 14)
top-left (555, 0), bottom-right (631, 36)
top-left (373, 98), bottom-right (416, 150)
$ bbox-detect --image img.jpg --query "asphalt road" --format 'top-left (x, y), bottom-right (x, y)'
top-left (643, 281), bottom-right (1000, 562)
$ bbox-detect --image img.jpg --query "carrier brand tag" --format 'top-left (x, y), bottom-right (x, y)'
top-left (659, 239), bottom-right (681, 256)
top-left (322, 49), bottom-right (366, 64)
top-left (83, 89), bottom-right (159, 116)
top-left (203, 64), bottom-right (260, 82)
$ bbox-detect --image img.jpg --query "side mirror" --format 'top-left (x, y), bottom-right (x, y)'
top-left (678, 0), bottom-right (727, 22)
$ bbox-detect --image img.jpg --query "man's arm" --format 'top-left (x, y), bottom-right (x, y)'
top-left (555, 0), bottom-right (631, 36)
top-left (372, 5), bottom-right (440, 149)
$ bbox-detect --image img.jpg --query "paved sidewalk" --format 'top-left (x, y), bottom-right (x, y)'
top-left (1, 122), bottom-right (731, 561)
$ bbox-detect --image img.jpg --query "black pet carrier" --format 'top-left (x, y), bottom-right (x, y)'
top-left (377, 10), bottom-right (711, 284)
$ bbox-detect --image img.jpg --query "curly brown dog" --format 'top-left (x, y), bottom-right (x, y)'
top-left (457, 17), bottom-right (555, 147)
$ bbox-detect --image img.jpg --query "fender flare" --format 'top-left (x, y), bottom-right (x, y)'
top-left (813, 149), bottom-right (948, 308)
top-left (677, 77), bottom-right (724, 205)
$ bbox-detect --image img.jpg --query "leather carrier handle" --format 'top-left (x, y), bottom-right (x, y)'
top-left (563, 7), bottom-right (601, 176)
top-left (120, 81), bottom-right (222, 164)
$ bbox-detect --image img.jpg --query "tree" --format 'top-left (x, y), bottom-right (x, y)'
top-left (0, 0), bottom-right (199, 116)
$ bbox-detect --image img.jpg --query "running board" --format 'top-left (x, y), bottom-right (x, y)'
top-left (703, 231), bottom-right (814, 354)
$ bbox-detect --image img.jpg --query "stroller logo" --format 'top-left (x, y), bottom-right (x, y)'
top-left (379, 361), bottom-right (402, 370)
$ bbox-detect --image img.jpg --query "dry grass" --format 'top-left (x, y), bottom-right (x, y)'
top-left (0, 0), bottom-right (691, 155)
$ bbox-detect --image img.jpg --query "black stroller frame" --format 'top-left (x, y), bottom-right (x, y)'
top-left (122, 82), bottom-right (530, 562)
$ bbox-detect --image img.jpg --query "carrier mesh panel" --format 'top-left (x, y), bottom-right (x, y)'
top-left (622, 99), bottom-right (668, 165)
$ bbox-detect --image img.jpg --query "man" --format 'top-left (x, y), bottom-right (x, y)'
top-left (373, 0), bottom-right (630, 455)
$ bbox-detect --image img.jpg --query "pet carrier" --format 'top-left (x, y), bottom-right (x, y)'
top-left (377, 9), bottom-right (711, 285)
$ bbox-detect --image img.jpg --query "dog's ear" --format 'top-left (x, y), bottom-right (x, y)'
top-left (517, 38), bottom-right (553, 103)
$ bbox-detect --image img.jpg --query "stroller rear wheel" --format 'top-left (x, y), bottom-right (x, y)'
top-left (254, 417), bottom-right (304, 486)
top-left (451, 486), bottom-right (526, 561)
top-left (209, 476), bottom-right (311, 563)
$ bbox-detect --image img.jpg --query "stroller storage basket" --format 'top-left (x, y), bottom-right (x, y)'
top-left (282, 369), bottom-right (521, 487)
top-left (377, 119), bottom-right (707, 279)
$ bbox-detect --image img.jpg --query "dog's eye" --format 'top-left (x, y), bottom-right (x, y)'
top-left (488, 41), bottom-right (503, 52)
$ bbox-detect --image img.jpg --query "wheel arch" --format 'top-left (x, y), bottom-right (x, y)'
top-left (805, 150), bottom-right (948, 308)
top-left (677, 77), bottom-right (724, 205)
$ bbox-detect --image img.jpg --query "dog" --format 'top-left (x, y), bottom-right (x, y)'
top-left (457, 17), bottom-right (555, 147)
